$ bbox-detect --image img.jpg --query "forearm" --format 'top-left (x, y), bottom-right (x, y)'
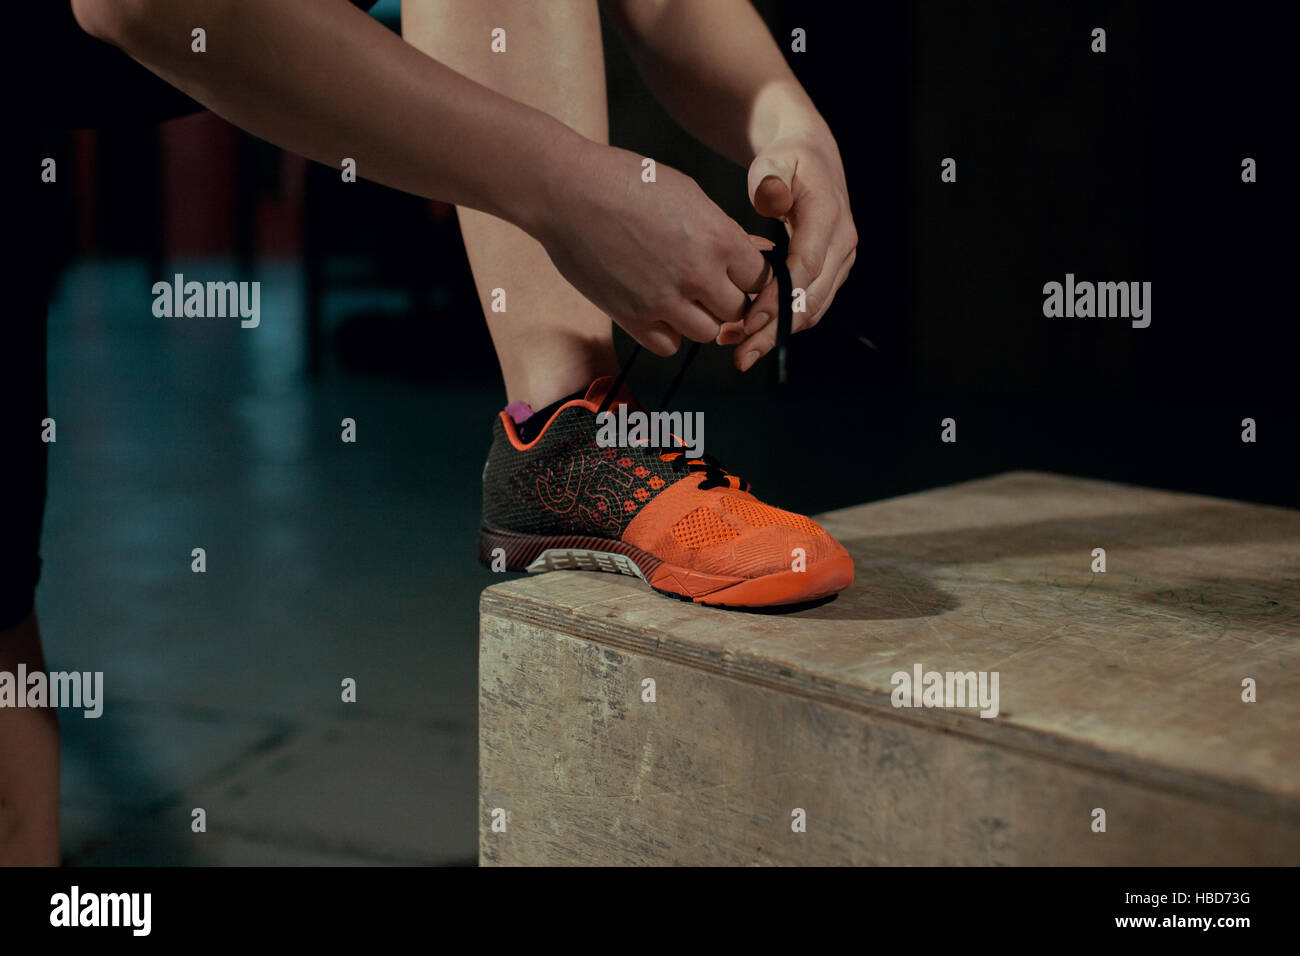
top-left (70, 0), bottom-right (584, 233)
top-left (602, 0), bottom-right (828, 165)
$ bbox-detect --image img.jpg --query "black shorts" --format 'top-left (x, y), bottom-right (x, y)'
top-left (2, 1), bottom-right (378, 629)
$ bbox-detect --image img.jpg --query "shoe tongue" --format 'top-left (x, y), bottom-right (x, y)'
top-left (583, 375), bottom-right (641, 411)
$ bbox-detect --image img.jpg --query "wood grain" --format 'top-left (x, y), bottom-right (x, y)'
top-left (479, 472), bottom-right (1300, 864)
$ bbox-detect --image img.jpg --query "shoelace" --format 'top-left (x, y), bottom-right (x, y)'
top-left (659, 448), bottom-right (749, 492)
top-left (595, 248), bottom-right (794, 493)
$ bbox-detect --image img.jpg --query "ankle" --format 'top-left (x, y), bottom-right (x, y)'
top-left (504, 338), bottom-right (618, 409)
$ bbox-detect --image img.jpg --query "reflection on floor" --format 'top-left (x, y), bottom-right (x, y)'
top-left (42, 259), bottom-right (496, 865)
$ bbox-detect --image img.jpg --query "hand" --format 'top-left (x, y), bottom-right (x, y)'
top-left (533, 141), bottom-right (769, 357)
top-left (716, 130), bottom-right (858, 370)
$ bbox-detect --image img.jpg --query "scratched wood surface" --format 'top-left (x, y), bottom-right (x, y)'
top-left (478, 472), bottom-right (1300, 865)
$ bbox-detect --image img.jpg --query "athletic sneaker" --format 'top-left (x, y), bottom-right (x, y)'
top-left (477, 375), bottom-right (855, 607)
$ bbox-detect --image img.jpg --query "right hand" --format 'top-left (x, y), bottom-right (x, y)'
top-left (533, 141), bottom-right (770, 357)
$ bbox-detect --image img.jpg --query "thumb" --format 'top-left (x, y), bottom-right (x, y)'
top-left (748, 152), bottom-right (795, 219)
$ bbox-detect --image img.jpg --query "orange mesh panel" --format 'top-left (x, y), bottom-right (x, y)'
top-left (722, 495), bottom-right (825, 535)
top-left (671, 506), bottom-right (740, 550)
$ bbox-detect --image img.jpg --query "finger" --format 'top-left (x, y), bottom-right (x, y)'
top-left (715, 320), bottom-right (747, 346)
top-left (697, 278), bottom-right (749, 326)
top-left (639, 321), bottom-right (681, 358)
top-left (836, 246), bottom-right (857, 290)
top-left (732, 248), bottom-right (771, 295)
top-left (733, 246), bottom-right (856, 371)
top-left (753, 176), bottom-right (794, 219)
top-left (672, 301), bottom-right (723, 345)
top-left (741, 275), bottom-right (779, 336)
top-left (748, 153), bottom-right (797, 218)
top-left (732, 270), bottom-right (809, 370)
top-left (785, 193), bottom-right (838, 320)
top-left (799, 241), bottom-right (857, 329)
top-left (733, 311), bottom-right (781, 372)
top-left (725, 228), bottom-right (771, 295)
top-left (742, 255), bottom-right (819, 339)
top-left (822, 250), bottom-right (857, 322)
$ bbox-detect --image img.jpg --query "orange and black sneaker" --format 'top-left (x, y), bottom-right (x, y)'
top-left (476, 370), bottom-right (854, 607)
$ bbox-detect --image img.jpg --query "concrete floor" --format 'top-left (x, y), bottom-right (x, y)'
top-left (41, 259), bottom-right (493, 864)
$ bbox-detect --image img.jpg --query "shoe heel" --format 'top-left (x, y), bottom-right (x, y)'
top-left (478, 524), bottom-right (528, 572)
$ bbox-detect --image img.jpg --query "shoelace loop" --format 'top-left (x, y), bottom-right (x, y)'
top-left (595, 247), bottom-right (794, 492)
top-left (658, 449), bottom-right (749, 493)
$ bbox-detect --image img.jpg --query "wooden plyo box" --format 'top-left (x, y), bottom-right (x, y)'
top-left (478, 472), bottom-right (1300, 865)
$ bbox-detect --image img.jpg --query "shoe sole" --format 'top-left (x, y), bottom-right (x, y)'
top-left (478, 524), bottom-right (853, 608)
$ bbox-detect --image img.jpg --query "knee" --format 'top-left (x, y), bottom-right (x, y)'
top-left (70, 0), bottom-right (157, 46)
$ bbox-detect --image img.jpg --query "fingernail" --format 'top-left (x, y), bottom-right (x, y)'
top-left (748, 312), bottom-right (770, 334)
top-left (742, 349), bottom-right (760, 370)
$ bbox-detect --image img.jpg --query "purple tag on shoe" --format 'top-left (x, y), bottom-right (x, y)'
top-left (504, 400), bottom-right (535, 425)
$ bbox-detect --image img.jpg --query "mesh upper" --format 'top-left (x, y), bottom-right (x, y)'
top-left (631, 480), bottom-right (838, 579)
top-left (720, 494), bottom-right (825, 535)
top-left (671, 506), bottom-right (740, 549)
top-left (482, 405), bottom-right (681, 538)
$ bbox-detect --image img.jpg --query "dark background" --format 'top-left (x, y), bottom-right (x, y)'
top-left (36, 0), bottom-right (1295, 513)
top-left (11, 0), bottom-right (1295, 865)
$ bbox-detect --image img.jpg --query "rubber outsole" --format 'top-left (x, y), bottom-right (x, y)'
top-left (478, 524), bottom-right (852, 608)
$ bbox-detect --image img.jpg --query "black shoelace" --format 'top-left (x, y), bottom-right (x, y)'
top-left (595, 248), bottom-right (795, 493)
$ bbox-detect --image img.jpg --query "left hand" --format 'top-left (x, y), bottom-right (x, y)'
top-left (716, 130), bottom-right (858, 371)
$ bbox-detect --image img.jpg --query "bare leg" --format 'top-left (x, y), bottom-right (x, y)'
top-left (402, 0), bottom-right (617, 409)
top-left (0, 611), bottom-right (60, 866)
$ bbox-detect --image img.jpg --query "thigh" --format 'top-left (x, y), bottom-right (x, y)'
top-left (401, 0), bottom-right (608, 142)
